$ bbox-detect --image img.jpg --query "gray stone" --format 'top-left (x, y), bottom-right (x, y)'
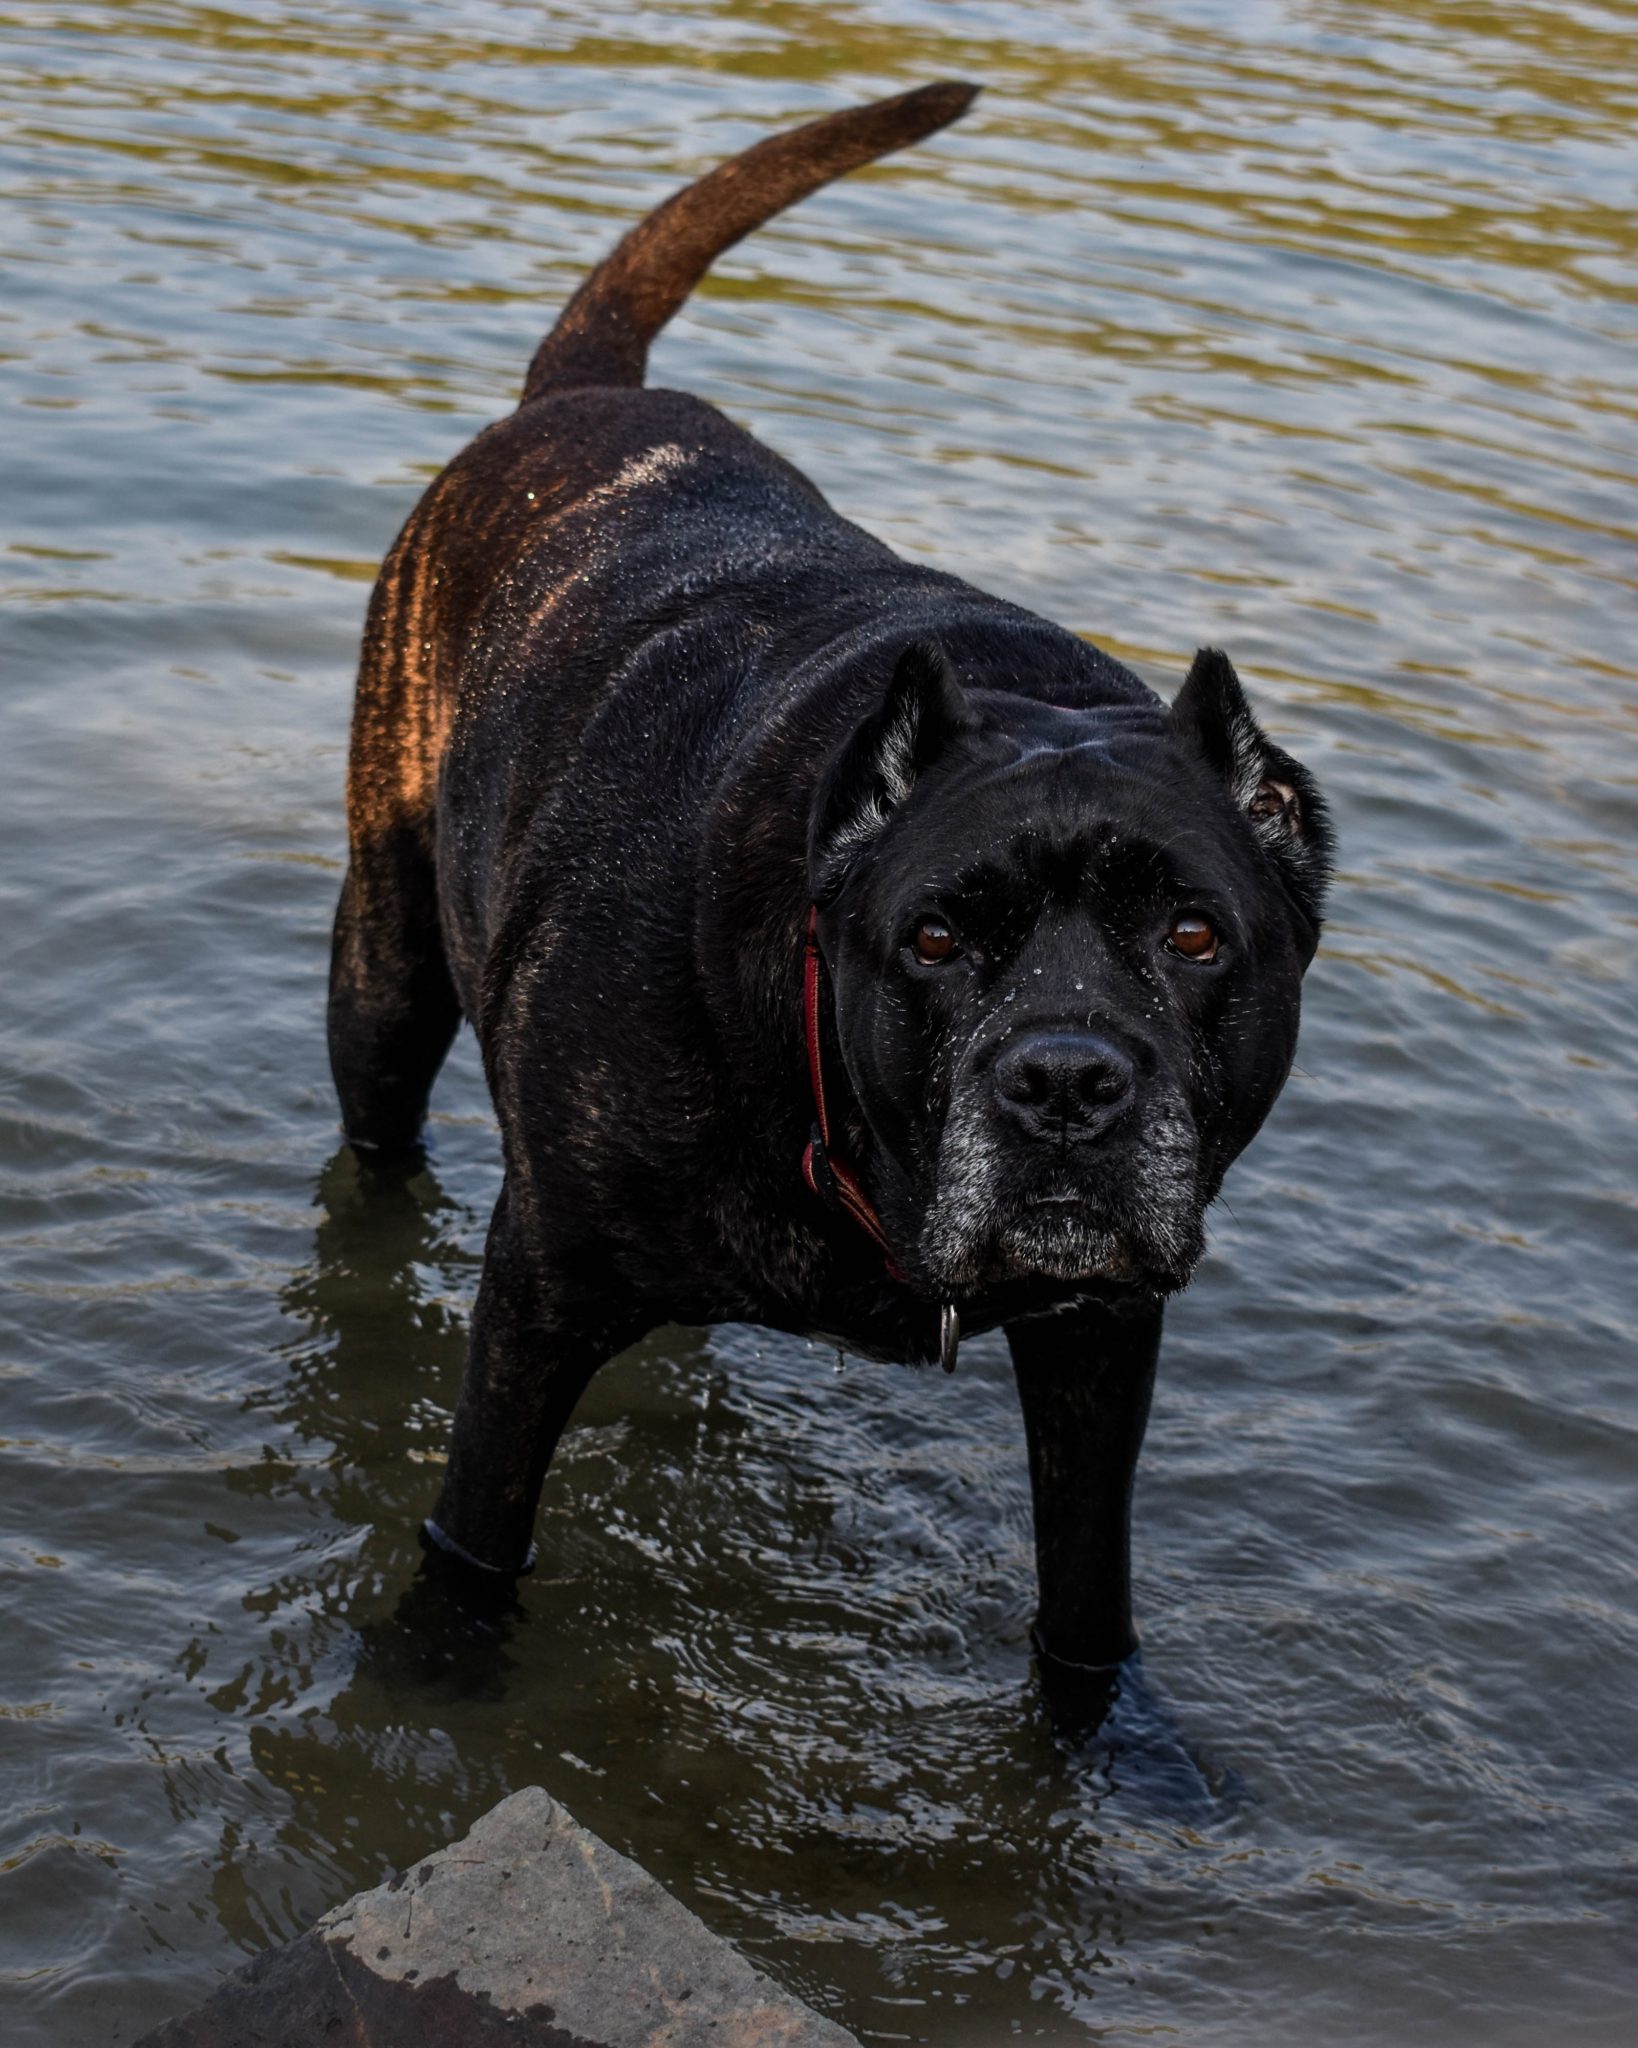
top-left (136, 1785), bottom-right (859, 2047)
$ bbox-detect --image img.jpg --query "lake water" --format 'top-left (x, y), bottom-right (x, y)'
top-left (2, 2), bottom-right (1634, 2041)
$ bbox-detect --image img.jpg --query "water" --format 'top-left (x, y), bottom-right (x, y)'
top-left (2, 2), bottom-right (1634, 2041)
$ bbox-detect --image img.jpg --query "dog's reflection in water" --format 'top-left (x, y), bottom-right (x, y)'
top-left (275, 1142), bottom-right (1235, 1829)
top-left (276, 1144), bottom-right (514, 1702)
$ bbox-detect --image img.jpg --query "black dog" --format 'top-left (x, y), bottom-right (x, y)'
top-left (328, 84), bottom-right (1331, 1677)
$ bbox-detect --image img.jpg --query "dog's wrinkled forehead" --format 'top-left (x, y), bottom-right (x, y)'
top-left (873, 696), bottom-right (1239, 916)
top-left (988, 695), bottom-right (1167, 766)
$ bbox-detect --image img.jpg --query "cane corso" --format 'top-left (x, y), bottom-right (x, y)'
top-left (328, 83), bottom-right (1332, 1677)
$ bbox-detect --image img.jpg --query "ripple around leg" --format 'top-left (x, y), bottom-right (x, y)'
top-left (1038, 1650), bottom-right (1249, 1823)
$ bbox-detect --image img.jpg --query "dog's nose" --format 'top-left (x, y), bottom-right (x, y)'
top-left (992, 1031), bottom-right (1135, 1135)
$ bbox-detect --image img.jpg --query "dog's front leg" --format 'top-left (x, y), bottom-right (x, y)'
top-left (1006, 1297), bottom-right (1162, 1675)
top-left (425, 1178), bottom-right (640, 1576)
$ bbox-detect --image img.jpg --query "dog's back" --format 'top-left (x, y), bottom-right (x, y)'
top-left (330, 87), bottom-right (989, 1150)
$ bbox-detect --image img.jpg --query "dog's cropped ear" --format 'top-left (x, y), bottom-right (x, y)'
top-left (809, 641), bottom-right (976, 902)
top-left (1169, 647), bottom-right (1333, 934)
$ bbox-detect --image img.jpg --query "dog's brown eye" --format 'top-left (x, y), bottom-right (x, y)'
top-left (1168, 914), bottom-right (1219, 961)
top-left (913, 918), bottom-right (958, 964)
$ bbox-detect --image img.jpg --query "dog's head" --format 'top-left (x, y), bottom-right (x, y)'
top-left (808, 641), bottom-right (1332, 1300)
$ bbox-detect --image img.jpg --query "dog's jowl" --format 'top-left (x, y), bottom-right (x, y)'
top-left (328, 84), bottom-right (1332, 1676)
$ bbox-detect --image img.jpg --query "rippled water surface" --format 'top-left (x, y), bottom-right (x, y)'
top-left (3, 2), bottom-right (1635, 2041)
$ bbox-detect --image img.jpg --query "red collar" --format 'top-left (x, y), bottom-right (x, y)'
top-left (800, 908), bottom-right (962, 1370)
top-left (801, 906), bottom-right (905, 1282)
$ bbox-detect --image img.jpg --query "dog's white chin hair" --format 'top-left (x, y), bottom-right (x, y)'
top-left (929, 1210), bottom-right (1196, 1293)
top-left (917, 1096), bottom-right (1204, 1294)
top-left (995, 1211), bottom-right (1129, 1282)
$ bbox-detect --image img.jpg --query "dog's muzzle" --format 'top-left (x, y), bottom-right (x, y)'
top-left (915, 1027), bottom-right (1202, 1295)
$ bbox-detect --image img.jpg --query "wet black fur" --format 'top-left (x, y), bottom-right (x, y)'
top-left (328, 91), bottom-right (1332, 1675)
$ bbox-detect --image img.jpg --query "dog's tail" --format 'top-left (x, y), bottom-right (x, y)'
top-left (521, 82), bottom-right (979, 403)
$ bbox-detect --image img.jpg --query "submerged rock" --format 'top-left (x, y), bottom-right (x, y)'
top-left (136, 1785), bottom-right (857, 2047)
